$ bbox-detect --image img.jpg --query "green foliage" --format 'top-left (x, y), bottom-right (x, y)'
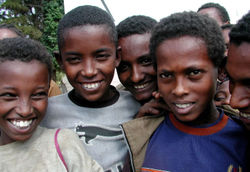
top-left (0, 0), bottom-right (64, 81)
top-left (41, 0), bottom-right (64, 81)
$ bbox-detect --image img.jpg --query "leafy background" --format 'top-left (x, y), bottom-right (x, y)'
top-left (0, 0), bottom-right (64, 82)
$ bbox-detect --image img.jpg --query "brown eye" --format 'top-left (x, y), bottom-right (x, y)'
top-left (117, 62), bottom-right (129, 73)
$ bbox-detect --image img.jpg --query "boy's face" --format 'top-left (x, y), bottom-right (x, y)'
top-left (0, 60), bottom-right (49, 145)
top-left (226, 42), bottom-right (250, 129)
top-left (214, 80), bottom-right (231, 106)
top-left (156, 36), bottom-right (217, 123)
top-left (117, 33), bottom-right (156, 102)
top-left (60, 25), bottom-right (119, 102)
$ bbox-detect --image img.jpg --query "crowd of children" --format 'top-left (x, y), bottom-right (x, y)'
top-left (0, 2), bottom-right (249, 172)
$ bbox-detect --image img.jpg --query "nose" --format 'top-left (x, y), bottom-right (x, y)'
top-left (230, 84), bottom-right (250, 109)
top-left (80, 59), bottom-right (97, 78)
top-left (131, 65), bottom-right (144, 83)
top-left (16, 98), bottom-right (33, 117)
top-left (172, 78), bottom-right (188, 97)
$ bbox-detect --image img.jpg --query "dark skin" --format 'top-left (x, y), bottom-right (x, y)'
top-left (226, 42), bottom-right (250, 130)
top-left (117, 33), bottom-right (168, 117)
top-left (57, 25), bottom-right (120, 103)
top-left (0, 60), bottom-right (49, 145)
top-left (156, 36), bottom-right (219, 125)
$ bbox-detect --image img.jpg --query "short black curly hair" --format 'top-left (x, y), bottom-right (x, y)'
top-left (229, 11), bottom-right (250, 45)
top-left (150, 11), bottom-right (225, 69)
top-left (0, 23), bottom-right (24, 37)
top-left (0, 37), bottom-right (52, 79)
top-left (197, 2), bottom-right (230, 23)
top-left (57, 5), bottom-right (117, 51)
top-left (116, 15), bottom-right (157, 39)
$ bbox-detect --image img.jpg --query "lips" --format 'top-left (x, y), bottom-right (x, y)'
top-left (10, 119), bottom-right (33, 128)
top-left (80, 81), bottom-right (102, 91)
top-left (7, 118), bottom-right (36, 134)
top-left (134, 82), bottom-right (149, 89)
top-left (175, 103), bottom-right (193, 109)
top-left (172, 102), bottom-right (195, 115)
top-left (82, 82), bottom-right (101, 89)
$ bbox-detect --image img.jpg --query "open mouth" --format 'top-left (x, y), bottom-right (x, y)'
top-left (134, 83), bottom-right (149, 89)
top-left (175, 103), bottom-right (193, 109)
top-left (82, 82), bottom-right (101, 90)
top-left (9, 119), bottom-right (33, 129)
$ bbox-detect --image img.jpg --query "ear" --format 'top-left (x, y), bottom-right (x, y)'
top-left (115, 46), bottom-right (122, 67)
top-left (53, 50), bottom-right (64, 70)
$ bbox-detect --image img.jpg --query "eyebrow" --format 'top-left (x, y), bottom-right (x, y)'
top-left (64, 52), bottom-right (82, 56)
top-left (95, 48), bottom-right (113, 54)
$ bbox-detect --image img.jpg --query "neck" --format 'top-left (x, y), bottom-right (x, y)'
top-left (182, 102), bottom-right (219, 126)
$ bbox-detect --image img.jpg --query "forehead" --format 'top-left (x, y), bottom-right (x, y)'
top-left (118, 33), bottom-right (151, 59)
top-left (227, 42), bottom-right (250, 80)
top-left (0, 60), bottom-right (49, 83)
top-left (198, 7), bottom-right (223, 26)
top-left (62, 25), bottom-right (115, 51)
top-left (0, 29), bottom-right (18, 40)
top-left (156, 36), bottom-right (211, 68)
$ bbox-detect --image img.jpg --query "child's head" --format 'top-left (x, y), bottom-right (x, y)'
top-left (197, 2), bottom-right (230, 26)
top-left (150, 11), bottom-right (225, 124)
top-left (0, 23), bottom-right (24, 39)
top-left (0, 37), bottom-right (52, 145)
top-left (226, 12), bottom-right (250, 129)
top-left (57, 5), bottom-right (119, 102)
top-left (116, 15), bottom-right (157, 103)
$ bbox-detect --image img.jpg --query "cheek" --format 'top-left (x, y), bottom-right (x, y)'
top-left (157, 82), bottom-right (171, 102)
top-left (0, 101), bottom-right (15, 115)
top-left (64, 65), bottom-right (79, 81)
top-left (33, 100), bottom-right (48, 116)
top-left (118, 71), bottom-right (131, 84)
top-left (146, 66), bottom-right (156, 76)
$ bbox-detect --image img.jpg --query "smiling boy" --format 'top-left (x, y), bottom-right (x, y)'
top-left (41, 5), bottom-right (140, 172)
top-left (226, 12), bottom-right (250, 130)
top-left (121, 12), bottom-right (248, 172)
top-left (0, 37), bottom-right (103, 171)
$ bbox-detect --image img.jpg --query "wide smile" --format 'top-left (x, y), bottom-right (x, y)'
top-left (8, 118), bottom-right (36, 132)
top-left (172, 102), bottom-right (195, 115)
top-left (134, 82), bottom-right (150, 90)
top-left (81, 81), bottom-right (102, 91)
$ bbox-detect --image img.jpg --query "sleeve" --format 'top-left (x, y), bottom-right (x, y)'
top-left (57, 129), bottom-right (104, 172)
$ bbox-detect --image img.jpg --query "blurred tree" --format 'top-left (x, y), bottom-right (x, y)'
top-left (40, 0), bottom-right (64, 81)
top-left (0, 0), bottom-right (64, 81)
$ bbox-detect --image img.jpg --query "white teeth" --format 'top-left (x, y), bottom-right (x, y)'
top-left (11, 120), bottom-right (33, 128)
top-left (134, 83), bottom-right (149, 89)
top-left (175, 103), bottom-right (192, 108)
top-left (82, 82), bottom-right (100, 89)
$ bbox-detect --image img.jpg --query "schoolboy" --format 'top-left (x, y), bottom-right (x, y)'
top-left (40, 5), bottom-right (140, 172)
top-left (0, 37), bottom-right (103, 171)
top-left (0, 23), bottom-right (62, 97)
top-left (197, 2), bottom-right (230, 26)
top-left (226, 12), bottom-right (250, 130)
top-left (116, 15), bottom-right (167, 117)
top-left (121, 12), bottom-right (248, 172)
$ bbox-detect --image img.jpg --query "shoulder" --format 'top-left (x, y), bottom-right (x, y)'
top-left (118, 90), bottom-right (140, 105)
top-left (48, 93), bottom-right (69, 103)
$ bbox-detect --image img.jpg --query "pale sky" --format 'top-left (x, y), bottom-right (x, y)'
top-left (63, 0), bottom-right (249, 86)
top-left (64, 0), bottom-right (249, 24)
